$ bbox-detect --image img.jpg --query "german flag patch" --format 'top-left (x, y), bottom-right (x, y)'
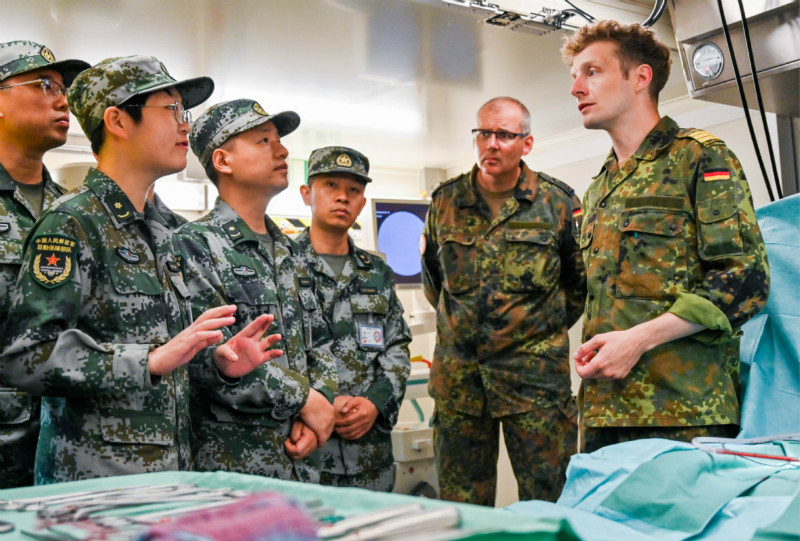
top-left (31, 234), bottom-right (77, 289)
top-left (704, 169), bottom-right (731, 181)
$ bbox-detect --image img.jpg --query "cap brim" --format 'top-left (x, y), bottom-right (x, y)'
top-left (310, 169), bottom-right (372, 184)
top-left (15, 59), bottom-right (91, 87)
top-left (122, 76), bottom-right (215, 110)
top-left (268, 111), bottom-right (300, 137)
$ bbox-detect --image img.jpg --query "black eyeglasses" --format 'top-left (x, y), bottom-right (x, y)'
top-left (123, 101), bottom-right (192, 125)
top-left (471, 129), bottom-right (528, 142)
top-left (0, 78), bottom-right (67, 98)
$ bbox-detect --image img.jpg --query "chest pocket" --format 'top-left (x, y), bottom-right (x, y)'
top-left (100, 410), bottom-right (174, 446)
top-left (502, 226), bottom-right (559, 292)
top-left (616, 209), bottom-right (687, 299)
top-left (697, 198), bottom-right (743, 259)
top-left (0, 237), bottom-right (23, 265)
top-left (228, 278), bottom-right (280, 329)
top-left (580, 220), bottom-right (595, 252)
top-left (351, 292), bottom-right (389, 352)
top-left (441, 233), bottom-right (478, 294)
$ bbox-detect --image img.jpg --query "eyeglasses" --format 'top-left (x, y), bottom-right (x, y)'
top-left (0, 78), bottom-right (67, 98)
top-left (471, 129), bottom-right (528, 142)
top-left (123, 101), bottom-right (192, 125)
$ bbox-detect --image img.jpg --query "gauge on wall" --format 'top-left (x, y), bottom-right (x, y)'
top-left (692, 42), bottom-right (725, 80)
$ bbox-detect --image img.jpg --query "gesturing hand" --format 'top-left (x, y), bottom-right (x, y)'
top-left (214, 313), bottom-right (283, 378)
top-left (148, 305), bottom-right (237, 376)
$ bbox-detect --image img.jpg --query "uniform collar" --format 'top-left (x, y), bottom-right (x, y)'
top-left (85, 168), bottom-right (144, 229)
top-left (459, 160), bottom-right (538, 207)
top-left (297, 227), bottom-right (369, 281)
top-left (602, 116), bottom-right (679, 173)
top-left (0, 160), bottom-right (59, 193)
top-left (212, 197), bottom-right (295, 256)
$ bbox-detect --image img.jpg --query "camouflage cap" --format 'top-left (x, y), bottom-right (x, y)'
top-left (67, 55), bottom-right (214, 138)
top-left (190, 98), bottom-right (300, 168)
top-left (307, 146), bottom-right (371, 184)
top-left (0, 40), bottom-right (89, 86)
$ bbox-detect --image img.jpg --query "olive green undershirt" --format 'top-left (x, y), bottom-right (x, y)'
top-left (476, 182), bottom-right (516, 220)
top-left (14, 180), bottom-right (45, 218)
top-left (320, 253), bottom-right (348, 280)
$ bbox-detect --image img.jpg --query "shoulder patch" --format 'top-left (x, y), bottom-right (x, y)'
top-left (678, 128), bottom-right (723, 147)
top-left (30, 234), bottom-right (77, 289)
top-left (537, 171), bottom-right (575, 198)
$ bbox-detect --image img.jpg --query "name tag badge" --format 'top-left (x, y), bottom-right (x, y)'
top-left (359, 323), bottom-right (385, 350)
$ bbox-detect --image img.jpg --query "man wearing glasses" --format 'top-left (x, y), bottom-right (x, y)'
top-left (0, 40), bottom-right (89, 488)
top-left (2, 56), bottom-right (279, 484)
top-left (421, 96), bottom-right (586, 504)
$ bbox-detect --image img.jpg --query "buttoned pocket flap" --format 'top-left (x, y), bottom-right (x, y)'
top-left (698, 199), bottom-right (737, 224)
top-left (620, 212), bottom-right (683, 236)
top-left (229, 280), bottom-right (279, 307)
top-left (504, 227), bottom-right (554, 245)
top-left (108, 264), bottom-right (163, 296)
top-left (351, 293), bottom-right (389, 315)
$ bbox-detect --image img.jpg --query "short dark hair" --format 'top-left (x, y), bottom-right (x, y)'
top-left (561, 20), bottom-right (671, 102)
top-left (89, 92), bottom-right (148, 154)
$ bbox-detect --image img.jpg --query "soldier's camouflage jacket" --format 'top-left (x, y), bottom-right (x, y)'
top-left (0, 168), bottom-right (196, 484)
top-left (295, 229), bottom-right (411, 477)
top-left (422, 162), bottom-right (586, 417)
top-left (174, 199), bottom-right (337, 481)
top-left (579, 116), bottom-right (769, 427)
top-left (0, 162), bottom-right (65, 488)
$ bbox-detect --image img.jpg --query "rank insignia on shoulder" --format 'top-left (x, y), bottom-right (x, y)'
top-left (232, 265), bottom-right (256, 277)
top-left (222, 221), bottom-right (242, 240)
top-left (703, 169), bottom-right (731, 181)
top-left (30, 234), bottom-right (77, 289)
top-left (107, 194), bottom-right (135, 221)
top-left (356, 252), bottom-right (371, 266)
top-left (298, 276), bottom-right (313, 287)
top-left (116, 247), bottom-right (140, 263)
top-left (0, 222), bottom-right (9, 233)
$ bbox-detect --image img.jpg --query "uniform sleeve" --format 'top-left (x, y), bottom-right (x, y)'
top-left (306, 309), bottom-right (338, 404)
top-left (421, 200), bottom-right (441, 307)
top-left (669, 143), bottom-right (770, 344)
top-left (174, 228), bottom-right (312, 420)
top-left (363, 271), bottom-right (412, 431)
top-left (1, 212), bottom-right (155, 396)
top-left (560, 193), bottom-right (587, 327)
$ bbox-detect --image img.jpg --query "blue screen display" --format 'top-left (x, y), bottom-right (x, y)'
top-left (373, 200), bottom-right (429, 285)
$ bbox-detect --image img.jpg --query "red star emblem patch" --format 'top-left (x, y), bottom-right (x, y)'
top-left (46, 253), bottom-right (60, 266)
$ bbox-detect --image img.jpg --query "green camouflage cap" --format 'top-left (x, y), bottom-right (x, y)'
top-left (0, 40), bottom-right (89, 86)
top-left (190, 98), bottom-right (300, 168)
top-left (307, 146), bottom-right (371, 184)
top-left (67, 54), bottom-right (214, 138)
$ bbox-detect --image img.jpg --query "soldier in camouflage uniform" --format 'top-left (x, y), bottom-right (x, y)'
top-left (297, 146), bottom-right (411, 492)
top-left (421, 97), bottom-right (586, 505)
top-left (0, 40), bottom-right (88, 488)
top-left (563, 21), bottom-right (769, 452)
top-left (176, 99), bottom-right (336, 482)
top-left (0, 57), bottom-right (277, 484)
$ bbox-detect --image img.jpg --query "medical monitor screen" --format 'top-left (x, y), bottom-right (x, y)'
top-left (372, 199), bottom-right (429, 286)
